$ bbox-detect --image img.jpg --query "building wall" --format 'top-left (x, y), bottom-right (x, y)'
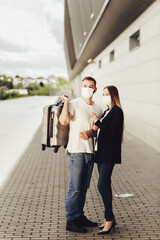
top-left (71, 1), bottom-right (160, 152)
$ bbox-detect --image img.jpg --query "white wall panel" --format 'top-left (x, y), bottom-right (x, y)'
top-left (125, 115), bottom-right (160, 151)
top-left (141, 13), bottom-right (160, 43)
top-left (120, 82), bottom-right (160, 104)
top-left (123, 101), bottom-right (160, 129)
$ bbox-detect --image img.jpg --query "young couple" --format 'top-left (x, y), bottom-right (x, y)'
top-left (59, 76), bottom-right (124, 234)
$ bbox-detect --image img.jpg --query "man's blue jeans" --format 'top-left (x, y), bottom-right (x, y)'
top-left (66, 152), bottom-right (94, 221)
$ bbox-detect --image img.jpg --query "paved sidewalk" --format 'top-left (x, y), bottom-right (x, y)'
top-left (0, 127), bottom-right (160, 239)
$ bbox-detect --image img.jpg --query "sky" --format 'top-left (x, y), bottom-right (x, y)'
top-left (0, 0), bottom-right (68, 78)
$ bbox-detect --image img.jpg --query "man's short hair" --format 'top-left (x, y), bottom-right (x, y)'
top-left (82, 76), bottom-right (96, 87)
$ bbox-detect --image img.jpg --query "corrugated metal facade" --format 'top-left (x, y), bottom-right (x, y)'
top-left (65, 0), bottom-right (155, 80)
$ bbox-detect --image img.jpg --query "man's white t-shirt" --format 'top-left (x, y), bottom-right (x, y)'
top-left (67, 97), bottom-right (103, 153)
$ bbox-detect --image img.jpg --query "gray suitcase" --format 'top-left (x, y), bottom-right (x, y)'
top-left (41, 101), bottom-right (69, 153)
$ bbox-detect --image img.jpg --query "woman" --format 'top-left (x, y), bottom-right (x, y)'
top-left (90, 85), bottom-right (124, 235)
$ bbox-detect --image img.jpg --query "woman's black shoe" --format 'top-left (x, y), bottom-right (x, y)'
top-left (98, 220), bottom-right (116, 235)
top-left (99, 224), bottom-right (104, 230)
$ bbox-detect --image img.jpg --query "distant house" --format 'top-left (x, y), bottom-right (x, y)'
top-left (47, 75), bottom-right (58, 85)
top-left (36, 75), bottom-right (58, 86)
top-left (22, 77), bottom-right (35, 88)
top-left (6, 89), bottom-right (28, 95)
top-left (13, 77), bottom-right (22, 86)
top-left (35, 78), bottom-right (48, 85)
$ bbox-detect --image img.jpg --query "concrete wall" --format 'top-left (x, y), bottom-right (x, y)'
top-left (71, 1), bottom-right (160, 152)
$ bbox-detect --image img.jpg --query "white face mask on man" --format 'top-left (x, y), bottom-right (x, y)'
top-left (102, 95), bottom-right (112, 106)
top-left (81, 87), bottom-right (94, 99)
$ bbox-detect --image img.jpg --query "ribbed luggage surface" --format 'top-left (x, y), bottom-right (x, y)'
top-left (41, 102), bottom-right (69, 151)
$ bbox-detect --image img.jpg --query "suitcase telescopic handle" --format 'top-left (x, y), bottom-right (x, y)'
top-left (49, 112), bottom-right (54, 138)
top-left (56, 100), bottom-right (63, 106)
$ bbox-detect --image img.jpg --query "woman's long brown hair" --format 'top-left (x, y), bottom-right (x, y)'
top-left (104, 85), bottom-right (124, 143)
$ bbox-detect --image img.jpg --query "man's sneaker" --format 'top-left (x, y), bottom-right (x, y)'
top-left (77, 215), bottom-right (98, 227)
top-left (66, 219), bottom-right (88, 233)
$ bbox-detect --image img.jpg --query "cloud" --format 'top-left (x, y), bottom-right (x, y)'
top-left (0, 0), bottom-right (67, 78)
top-left (0, 5), bottom-right (60, 52)
top-left (46, 18), bottom-right (64, 45)
top-left (0, 51), bottom-right (66, 70)
top-left (39, 0), bottom-right (64, 45)
top-left (0, 36), bottom-right (30, 53)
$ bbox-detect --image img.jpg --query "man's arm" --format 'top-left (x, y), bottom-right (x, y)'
top-left (59, 96), bottom-right (71, 126)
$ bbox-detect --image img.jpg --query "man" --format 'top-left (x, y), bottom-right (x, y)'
top-left (59, 76), bottom-right (102, 233)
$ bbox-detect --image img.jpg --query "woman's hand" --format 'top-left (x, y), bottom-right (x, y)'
top-left (90, 112), bottom-right (99, 123)
top-left (92, 124), bottom-right (99, 131)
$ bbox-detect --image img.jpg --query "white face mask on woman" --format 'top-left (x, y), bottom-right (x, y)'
top-left (81, 87), bottom-right (94, 99)
top-left (102, 95), bottom-right (112, 106)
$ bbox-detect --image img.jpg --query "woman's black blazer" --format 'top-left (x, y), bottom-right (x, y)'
top-left (95, 105), bottom-right (124, 164)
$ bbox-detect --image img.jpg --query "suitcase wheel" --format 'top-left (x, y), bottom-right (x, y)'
top-left (54, 147), bottom-right (59, 153)
top-left (42, 145), bottom-right (46, 151)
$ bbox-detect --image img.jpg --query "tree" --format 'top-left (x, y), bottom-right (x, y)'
top-left (0, 80), bottom-right (13, 89)
top-left (39, 81), bottom-right (44, 87)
